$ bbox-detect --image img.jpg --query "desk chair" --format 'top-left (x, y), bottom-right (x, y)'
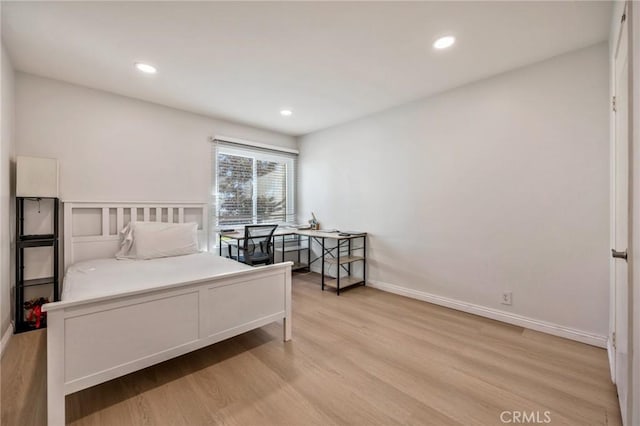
top-left (228, 224), bottom-right (278, 266)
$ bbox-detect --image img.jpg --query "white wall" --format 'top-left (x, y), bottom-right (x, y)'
top-left (299, 43), bottom-right (610, 339)
top-left (1, 44), bottom-right (16, 338)
top-left (14, 73), bottom-right (296, 300)
top-left (16, 73), bottom-right (296, 202)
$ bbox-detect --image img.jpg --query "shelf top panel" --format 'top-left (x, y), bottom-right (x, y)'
top-left (294, 230), bottom-right (366, 239)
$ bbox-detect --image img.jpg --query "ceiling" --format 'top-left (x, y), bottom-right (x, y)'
top-left (2, 1), bottom-right (611, 136)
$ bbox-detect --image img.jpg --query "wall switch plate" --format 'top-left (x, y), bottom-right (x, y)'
top-left (501, 292), bottom-right (513, 305)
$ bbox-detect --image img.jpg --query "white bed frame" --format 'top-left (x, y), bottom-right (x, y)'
top-left (43, 201), bottom-right (292, 426)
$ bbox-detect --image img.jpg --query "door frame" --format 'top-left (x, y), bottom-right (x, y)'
top-left (611, 1), bottom-right (638, 425)
top-left (612, 5), bottom-right (631, 423)
top-left (629, 2), bottom-right (640, 424)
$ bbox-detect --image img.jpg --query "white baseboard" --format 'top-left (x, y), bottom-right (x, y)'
top-left (1, 322), bottom-right (13, 358)
top-left (368, 280), bottom-right (608, 348)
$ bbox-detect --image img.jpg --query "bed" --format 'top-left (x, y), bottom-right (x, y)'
top-left (43, 201), bottom-right (292, 426)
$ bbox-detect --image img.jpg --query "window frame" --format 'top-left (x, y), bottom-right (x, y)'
top-left (213, 142), bottom-right (296, 228)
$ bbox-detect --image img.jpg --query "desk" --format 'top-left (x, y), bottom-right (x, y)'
top-left (296, 230), bottom-right (367, 295)
top-left (218, 228), bottom-right (367, 295)
top-left (219, 228), bottom-right (311, 271)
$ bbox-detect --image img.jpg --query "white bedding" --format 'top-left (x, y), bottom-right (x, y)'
top-left (62, 252), bottom-right (253, 301)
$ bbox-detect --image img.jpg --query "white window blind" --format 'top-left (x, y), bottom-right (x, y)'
top-left (212, 140), bottom-right (297, 228)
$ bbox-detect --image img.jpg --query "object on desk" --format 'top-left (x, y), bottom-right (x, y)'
top-left (309, 212), bottom-right (320, 230)
top-left (220, 229), bottom-right (236, 234)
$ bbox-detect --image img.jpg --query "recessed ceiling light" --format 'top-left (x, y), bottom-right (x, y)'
top-left (433, 36), bottom-right (455, 50)
top-left (135, 62), bottom-right (157, 74)
top-left (280, 109), bottom-right (293, 117)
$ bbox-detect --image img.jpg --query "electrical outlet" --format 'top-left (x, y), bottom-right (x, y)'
top-left (501, 292), bottom-right (512, 305)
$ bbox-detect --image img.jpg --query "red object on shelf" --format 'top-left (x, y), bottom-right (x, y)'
top-left (24, 297), bottom-right (49, 329)
top-left (27, 305), bottom-right (42, 328)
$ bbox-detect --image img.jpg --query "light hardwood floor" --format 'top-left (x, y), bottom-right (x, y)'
top-left (1, 272), bottom-right (621, 425)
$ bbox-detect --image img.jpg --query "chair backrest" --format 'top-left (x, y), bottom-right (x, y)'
top-left (242, 224), bottom-right (278, 256)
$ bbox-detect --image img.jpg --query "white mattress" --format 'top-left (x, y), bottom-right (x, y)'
top-left (62, 252), bottom-right (253, 301)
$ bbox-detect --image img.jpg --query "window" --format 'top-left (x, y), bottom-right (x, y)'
top-left (213, 140), bottom-right (296, 228)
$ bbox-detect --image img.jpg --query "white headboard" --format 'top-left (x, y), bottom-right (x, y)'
top-left (63, 201), bottom-right (209, 270)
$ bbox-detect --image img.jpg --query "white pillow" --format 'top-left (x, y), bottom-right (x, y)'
top-left (116, 222), bottom-right (200, 260)
top-left (115, 222), bottom-right (136, 260)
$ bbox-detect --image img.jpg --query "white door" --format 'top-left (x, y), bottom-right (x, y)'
top-left (612, 6), bottom-right (630, 425)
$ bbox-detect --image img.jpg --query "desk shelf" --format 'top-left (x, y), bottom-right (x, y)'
top-left (324, 255), bottom-right (364, 265)
top-left (274, 233), bottom-right (310, 270)
top-left (275, 244), bottom-right (309, 253)
top-left (324, 276), bottom-right (364, 290)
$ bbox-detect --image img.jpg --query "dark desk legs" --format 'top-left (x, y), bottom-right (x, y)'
top-left (348, 239), bottom-right (352, 276)
top-left (336, 245), bottom-right (340, 296)
top-left (218, 236), bottom-right (232, 259)
top-left (363, 236), bottom-right (367, 286)
top-left (321, 237), bottom-right (325, 291)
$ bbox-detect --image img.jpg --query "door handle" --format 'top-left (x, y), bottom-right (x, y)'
top-left (612, 249), bottom-right (628, 260)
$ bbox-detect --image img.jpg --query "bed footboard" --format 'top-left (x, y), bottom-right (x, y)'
top-left (44, 262), bottom-right (292, 426)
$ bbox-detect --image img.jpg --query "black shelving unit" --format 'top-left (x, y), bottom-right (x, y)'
top-left (318, 233), bottom-right (366, 296)
top-left (15, 197), bottom-right (59, 333)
